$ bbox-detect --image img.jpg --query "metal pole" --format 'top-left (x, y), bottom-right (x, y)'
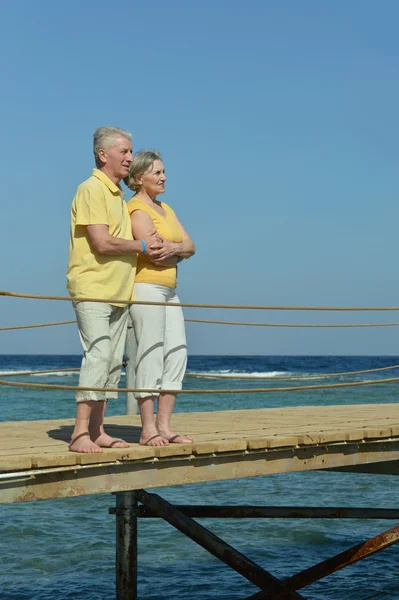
top-left (125, 316), bottom-right (138, 415)
top-left (111, 491), bottom-right (138, 600)
top-left (137, 505), bottom-right (399, 520)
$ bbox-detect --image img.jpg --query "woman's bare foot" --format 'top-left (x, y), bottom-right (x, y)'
top-left (140, 428), bottom-right (169, 446)
top-left (91, 433), bottom-right (130, 448)
top-left (157, 428), bottom-right (194, 444)
top-left (69, 432), bottom-right (103, 453)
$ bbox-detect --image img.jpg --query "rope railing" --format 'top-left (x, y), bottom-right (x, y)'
top-left (186, 364), bottom-right (399, 380)
top-left (0, 376), bottom-right (399, 394)
top-left (0, 320), bottom-right (76, 331)
top-left (1, 364), bottom-right (399, 381)
top-left (3, 290), bottom-right (399, 311)
top-left (5, 318), bottom-right (399, 331)
top-left (2, 289), bottom-right (399, 395)
top-left (186, 319), bottom-right (399, 328)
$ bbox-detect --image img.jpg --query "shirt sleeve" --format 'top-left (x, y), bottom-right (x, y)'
top-left (127, 199), bottom-right (151, 218)
top-left (74, 186), bottom-right (109, 226)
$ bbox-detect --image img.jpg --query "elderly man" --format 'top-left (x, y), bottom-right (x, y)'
top-left (67, 126), bottom-right (160, 453)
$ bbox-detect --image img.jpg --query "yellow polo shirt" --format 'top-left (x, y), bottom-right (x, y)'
top-left (67, 169), bottom-right (136, 306)
top-left (127, 197), bottom-right (183, 288)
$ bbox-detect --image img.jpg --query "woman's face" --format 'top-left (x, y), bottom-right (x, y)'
top-left (139, 160), bottom-right (166, 197)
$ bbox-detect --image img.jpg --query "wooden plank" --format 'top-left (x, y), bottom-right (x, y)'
top-left (75, 445), bottom-right (157, 465)
top-left (247, 436), bottom-right (298, 450)
top-left (33, 454), bottom-right (78, 468)
top-left (214, 439), bottom-right (247, 453)
top-left (154, 444), bottom-right (194, 458)
top-left (193, 442), bottom-right (217, 455)
top-left (0, 456), bottom-right (32, 471)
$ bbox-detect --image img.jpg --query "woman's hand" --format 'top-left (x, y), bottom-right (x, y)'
top-left (151, 256), bottom-right (178, 267)
top-left (147, 239), bottom-right (182, 262)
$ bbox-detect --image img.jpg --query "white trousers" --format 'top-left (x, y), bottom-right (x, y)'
top-left (129, 283), bottom-right (187, 399)
top-left (74, 302), bottom-right (129, 402)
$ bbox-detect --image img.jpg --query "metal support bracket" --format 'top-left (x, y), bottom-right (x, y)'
top-left (136, 489), bottom-right (305, 600)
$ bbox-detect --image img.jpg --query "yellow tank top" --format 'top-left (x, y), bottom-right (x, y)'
top-left (127, 197), bottom-right (183, 288)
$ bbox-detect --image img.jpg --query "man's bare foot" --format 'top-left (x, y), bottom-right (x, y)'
top-left (69, 432), bottom-right (103, 453)
top-left (140, 430), bottom-right (169, 446)
top-left (157, 428), bottom-right (194, 444)
top-left (91, 433), bottom-right (130, 448)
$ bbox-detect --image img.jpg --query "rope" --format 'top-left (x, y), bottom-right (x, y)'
top-left (3, 290), bottom-right (399, 311)
top-left (4, 317), bottom-right (399, 331)
top-left (187, 319), bottom-right (399, 328)
top-left (2, 291), bottom-right (398, 391)
top-left (2, 364), bottom-right (399, 381)
top-left (185, 364), bottom-right (399, 380)
top-left (0, 376), bottom-right (398, 394)
top-left (0, 320), bottom-right (76, 331)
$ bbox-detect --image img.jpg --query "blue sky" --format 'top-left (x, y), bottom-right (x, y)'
top-left (1, 0), bottom-right (399, 355)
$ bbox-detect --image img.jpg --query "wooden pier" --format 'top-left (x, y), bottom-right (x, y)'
top-left (2, 403), bottom-right (399, 502)
top-left (2, 403), bottom-right (399, 599)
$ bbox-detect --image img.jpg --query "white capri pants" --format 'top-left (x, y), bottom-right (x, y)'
top-left (129, 283), bottom-right (187, 399)
top-left (74, 302), bottom-right (129, 402)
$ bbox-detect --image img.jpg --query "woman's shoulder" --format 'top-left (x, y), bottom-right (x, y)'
top-left (127, 196), bottom-right (151, 215)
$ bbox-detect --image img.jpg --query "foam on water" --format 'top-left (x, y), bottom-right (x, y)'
top-left (187, 369), bottom-right (290, 378)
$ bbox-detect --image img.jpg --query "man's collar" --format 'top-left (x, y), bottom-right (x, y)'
top-left (92, 169), bottom-right (122, 194)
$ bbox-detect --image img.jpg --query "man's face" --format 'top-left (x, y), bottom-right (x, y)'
top-left (99, 136), bottom-right (133, 181)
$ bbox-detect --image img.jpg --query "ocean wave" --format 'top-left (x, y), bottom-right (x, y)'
top-left (0, 370), bottom-right (79, 377)
top-left (186, 370), bottom-right (290, 379)
top-left (36, 369), bottom-right (127, 377)
top-left (32, 371), bottom-right (78, 377)
top-left (0, 370), bottom-right (28, 375)
top-left (0, 368), bottom-right (329, 381)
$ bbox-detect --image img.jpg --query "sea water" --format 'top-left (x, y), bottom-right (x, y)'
top-left (1, 355), bottom-right (399, 600)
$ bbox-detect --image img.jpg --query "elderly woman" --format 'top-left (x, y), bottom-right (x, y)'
top-left (125, 151), bottom-right (195, 446)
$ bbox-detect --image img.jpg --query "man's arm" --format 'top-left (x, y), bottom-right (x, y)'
top-left (87, 224), bottom-right (161, 255)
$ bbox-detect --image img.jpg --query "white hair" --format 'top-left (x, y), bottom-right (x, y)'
top-left (124, 150), bottom-right (163, 192)
top-left (93, 126), bottom-right (132, 167)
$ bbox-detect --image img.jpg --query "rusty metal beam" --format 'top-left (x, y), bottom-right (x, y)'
top-left (246, 523), bottom-right (399, 600)
top-left (111, 491), bottom-right (138, 600)
top-left (137, 505), bottom-right (399, 520)
top-left (330, 460), bottom-right (399, 476)
top-left (136, 489), bottom-right (305, 600)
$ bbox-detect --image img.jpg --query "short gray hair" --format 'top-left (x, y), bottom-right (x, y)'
top-left (93, 126), bottom-right (132, 167)
top-left (124, 150), bottom-right (163, 192)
